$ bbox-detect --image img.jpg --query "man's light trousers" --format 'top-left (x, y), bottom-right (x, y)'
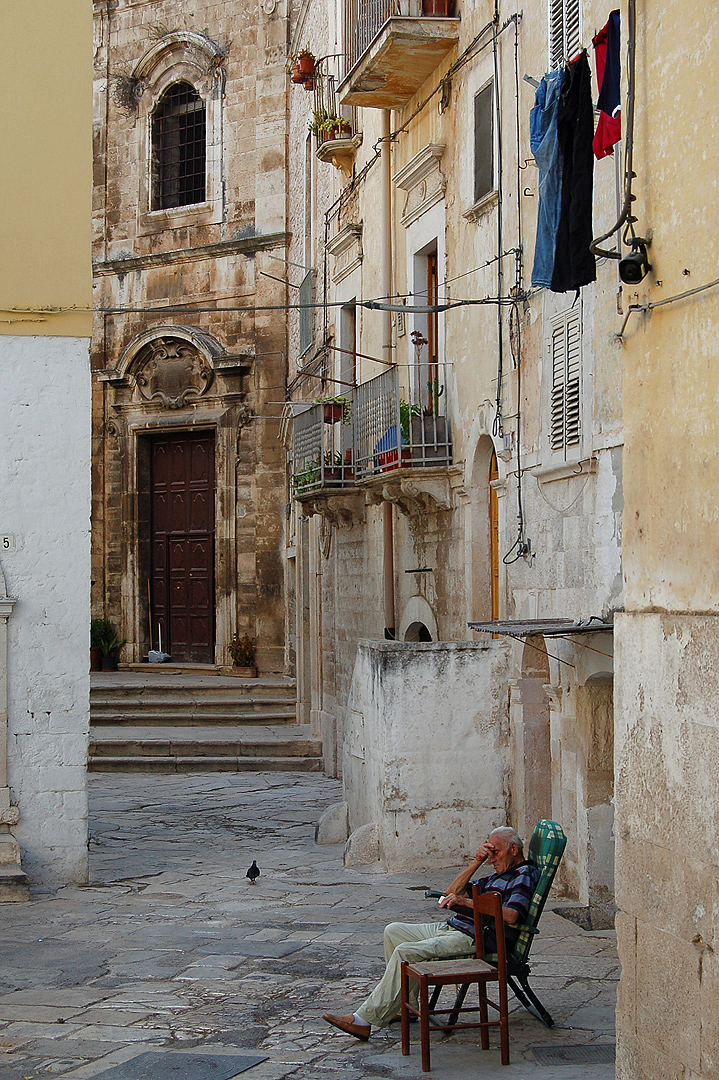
top-left (355, 921), bottom-right (475, 1028)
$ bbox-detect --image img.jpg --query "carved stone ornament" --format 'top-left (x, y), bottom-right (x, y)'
top-left (326, 224), bottom-right (363, 285)
top-left (363, 471), bottom-right (453, 516)
top-left (135, 337), bottom-right (214, 409)
top-left (299, 492), bottom-right (366, 528)
top-left (393, 144), bottom-right (446, 228)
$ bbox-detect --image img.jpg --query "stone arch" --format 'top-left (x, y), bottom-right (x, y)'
top-left (399, 595), bottom-right (437, 642)
top-left (117, 324), bottom-right (224, 378)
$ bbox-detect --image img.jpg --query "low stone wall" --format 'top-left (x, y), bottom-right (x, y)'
top-left (343, 639), bottom-right (510, 871)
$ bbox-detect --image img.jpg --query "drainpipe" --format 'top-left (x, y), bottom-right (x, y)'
top-left (381, 109), bottom-right (396, 640)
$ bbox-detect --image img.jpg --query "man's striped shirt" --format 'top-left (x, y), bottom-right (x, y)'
top-left (447, 860), bottom-right (540, 950)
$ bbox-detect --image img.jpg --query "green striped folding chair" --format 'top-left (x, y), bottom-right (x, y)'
top-left (440, 820), bottom-right (567, 1029)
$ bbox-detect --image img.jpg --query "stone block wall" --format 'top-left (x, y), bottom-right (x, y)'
top-left (0, 336), bottom-right (91, 886)
top-left (615, 613), bottom-right (719, 1079)
top-left (344, 639), bottom-right (510, 870)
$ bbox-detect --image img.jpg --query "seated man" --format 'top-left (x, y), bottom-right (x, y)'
top-left (323, 826), bottom-right (540, 1041)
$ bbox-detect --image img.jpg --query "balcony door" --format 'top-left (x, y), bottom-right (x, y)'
top-left (150, 430), bottom-right (215, 663)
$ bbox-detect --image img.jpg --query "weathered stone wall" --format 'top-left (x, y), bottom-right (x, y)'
top-left (0, 336), bottom-right (91, 886)
top-left (344, 640), bottom-right (509, 870)
top-left (92, 0), bottom-right (290, 670)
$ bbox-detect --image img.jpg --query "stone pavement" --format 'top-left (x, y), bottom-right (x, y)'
top-left (0, 774), bottom-right (619, 1080)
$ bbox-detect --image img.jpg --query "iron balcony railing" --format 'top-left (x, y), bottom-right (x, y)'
top-left (313, 56), bottom-right (358, 144)
top-left (291, 401), bottom-right (355, 496)
top-left (353, 362), bottom-right (452, 480)
top-left (343, 0), bottom-right (448, 70)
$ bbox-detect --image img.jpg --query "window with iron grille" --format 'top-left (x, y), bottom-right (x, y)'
top-left (549, 0), bottom-right (581, 69)
top-left (549, 305), bottom-right (581, 457)
top-left (152, 82), bottom-right (206, 211)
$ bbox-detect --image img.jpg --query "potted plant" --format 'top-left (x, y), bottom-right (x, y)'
top-left (90, 617), bottom-right (106, 672)
top-left (322, 115), bottom-right (341, 140)
top-left (291, 457), bottom-right (320, 492)
top-left (323, 450), bottom-right (344, 483)
top-left (93, 618), bottom-right (126, 672)
top-left (309, 108), bottom-right (329, 138)
top-left (229, 633), bottom-right (257, 677)
top-left (297, 46), bottom-right (315, 78)
top-left (338, 117), bottom-right (352, 137)
top-left (315, 394), bottom-right (351, 424)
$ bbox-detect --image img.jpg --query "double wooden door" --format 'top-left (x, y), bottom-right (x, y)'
top-left (150, 431), bottom-right (215, 663)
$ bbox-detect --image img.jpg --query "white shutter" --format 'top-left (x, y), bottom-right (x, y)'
top-left (549, 307), bottom-right (582, 456)
top-left (549, 0), bottom-right (582, 69)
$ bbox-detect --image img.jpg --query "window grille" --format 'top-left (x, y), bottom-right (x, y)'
top-left (152, 82), bottom-right (206, 210)
top-left (549, 306), bottom-right (581, 456)
top-left (473, 81), bottom-right (494, 205)
top-left (549, 0), bottom-right (581, 69)
top-left (299, 270), bottom-right (314, 356)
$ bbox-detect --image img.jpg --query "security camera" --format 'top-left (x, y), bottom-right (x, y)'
top-left (619, 240), bottom-right (651, 285)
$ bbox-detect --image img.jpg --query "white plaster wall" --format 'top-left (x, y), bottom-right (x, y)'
top-left (344, 639), bottom-right (510, 870)
top-left (0, 336), bottom-right (91, 886)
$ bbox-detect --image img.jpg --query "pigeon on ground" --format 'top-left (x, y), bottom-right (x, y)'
top-left (246, 860), bottom-right (260, 884)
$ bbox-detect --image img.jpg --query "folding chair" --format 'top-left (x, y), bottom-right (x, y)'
top-left (400, 887), bottom-right (510, 1072)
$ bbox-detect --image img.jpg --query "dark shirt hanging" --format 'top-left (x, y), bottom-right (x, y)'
top-left (550, 51), bottom-right (597, 293)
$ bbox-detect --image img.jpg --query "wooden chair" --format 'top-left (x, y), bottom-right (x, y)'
top-left (400, 887), bottom-right (510, 1072)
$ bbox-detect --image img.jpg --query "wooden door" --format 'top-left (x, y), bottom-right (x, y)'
top-left (489, 450), bottom-right (499, 620)
top-left (150, 431), bottom-right (215, 663)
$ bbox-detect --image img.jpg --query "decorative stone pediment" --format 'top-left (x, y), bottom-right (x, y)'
top-left (326, 224), bottom-right (363, 285)
top-left (134, 337), bottom-right (214, 409)
top-left (394, 144), bottom-right (446, 228)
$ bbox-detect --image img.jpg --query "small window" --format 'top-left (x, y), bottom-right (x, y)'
top-left (298, 270), bottom-right (314, 356)
top-left (549, 306), bottom-right (581, 456)
top-left (152, 82), bottom-right (206, 211)
top-left (549, 0), bottom-right (581, 69)
top-left (473, 81), bottom-right (494, 206)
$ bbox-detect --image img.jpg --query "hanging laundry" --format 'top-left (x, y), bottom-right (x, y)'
top-left (593, 10), bottom-right (621, 159)
top-left (550, 51), bottom-right (597, 293)
top-left (530, 68), bottom-right (564, 289)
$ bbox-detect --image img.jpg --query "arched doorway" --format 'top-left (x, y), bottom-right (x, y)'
top-left (404, 621), bottom-right (433, 642)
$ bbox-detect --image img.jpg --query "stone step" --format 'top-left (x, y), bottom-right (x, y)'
top-left (91, 710), bottom-right (297, 726)
top-left (89, 738), bottom-right (322, 758)
top-left (87, 755), bottom-right (324, 773)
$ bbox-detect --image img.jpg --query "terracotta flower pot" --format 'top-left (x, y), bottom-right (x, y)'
top-left (231, 665), bottom-right (257, 678)
top-left (291, 63), bottom-right (305, 84)
top-left (90, 648), bottom-right (102, 672)
top-left (323, 402), bottom-right (343, 422)
top-left (298, 54), bottom-right (315, 76)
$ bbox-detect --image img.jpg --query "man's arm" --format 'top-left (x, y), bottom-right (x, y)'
top-left (440, 841), bottom-right (493, 903)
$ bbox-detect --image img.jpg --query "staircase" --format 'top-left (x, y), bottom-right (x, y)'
top-left (89, 671), bottom-right (323, 773)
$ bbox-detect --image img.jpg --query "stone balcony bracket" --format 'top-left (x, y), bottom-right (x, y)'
top-left (316, 133), bottom-right (364, 178)
top-left (297, 490), bottom-right (367, 527)
top-left (360, 464), bottom-right (458, 515)
top-left (338, 17), bottom-right (460, 110)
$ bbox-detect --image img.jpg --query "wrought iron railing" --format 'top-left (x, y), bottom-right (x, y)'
top-left (313, 57), bottom-right (358, 144)
top-left (353, 363), bottom-right (452, 480)
top-left (291, 402), bottom-right (356, 495)
top-left (344, 0), bottom-right (446, 70)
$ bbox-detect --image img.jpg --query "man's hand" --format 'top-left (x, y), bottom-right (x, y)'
top-left (438, 892), bottom-right (468, 910)
top-left (474, 840), bottom-right (494, 864)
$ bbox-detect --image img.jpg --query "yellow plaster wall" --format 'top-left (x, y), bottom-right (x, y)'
top-left (0, 1), bottom-right (92, 337)
top-left (621, 1), bottom-right (719, 612)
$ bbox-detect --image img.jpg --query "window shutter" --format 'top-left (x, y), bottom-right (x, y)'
top-left (473, 81), bottom-right (494, 205)
top-left (550, 307), bottom-right (581, 455)
top-left (549, 0), bottom-right (582, 69)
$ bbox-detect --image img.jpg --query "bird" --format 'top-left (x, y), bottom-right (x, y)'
top-left (246, 860), bottom-right (260, 884)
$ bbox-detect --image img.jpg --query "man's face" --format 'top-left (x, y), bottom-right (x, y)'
top-left (486, 834), bottom-right (518, 874)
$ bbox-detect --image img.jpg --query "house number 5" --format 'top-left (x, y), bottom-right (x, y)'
top-left (1, 535), bottom-right (15, 551)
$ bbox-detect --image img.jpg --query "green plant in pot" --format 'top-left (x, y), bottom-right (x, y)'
top-left (309, 108), bottom-right (329, 138)
top-left (229, 633), bottom-right (257, 676)
top-left (399, 398), bottom-right (420, 446)
top-left (92, 618), bottom-right (125, 671)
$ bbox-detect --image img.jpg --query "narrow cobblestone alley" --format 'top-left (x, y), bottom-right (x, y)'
top-left (1, 775), bottom-right (618, 1079)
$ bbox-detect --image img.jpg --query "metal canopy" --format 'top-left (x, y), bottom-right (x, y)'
top-left (468, 617), bottom-right (614, 637)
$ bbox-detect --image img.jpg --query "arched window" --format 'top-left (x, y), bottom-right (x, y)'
top-left (152, 82), bottom-right (206, 210)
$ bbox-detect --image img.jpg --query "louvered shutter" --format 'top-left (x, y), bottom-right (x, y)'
top-left (549, 0), bottom-right (582, 69)
top-left (549, 307), bottom-right (582, 456)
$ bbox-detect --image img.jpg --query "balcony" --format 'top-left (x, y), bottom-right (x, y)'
top-left (338, 0), bottom-right (460, 110)
top-left (353, 363), bottom-right (454, 514)
top-left (291, 402), bottom-right (365, 526)
top-left (313, 57), bottom-right (362, 177)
